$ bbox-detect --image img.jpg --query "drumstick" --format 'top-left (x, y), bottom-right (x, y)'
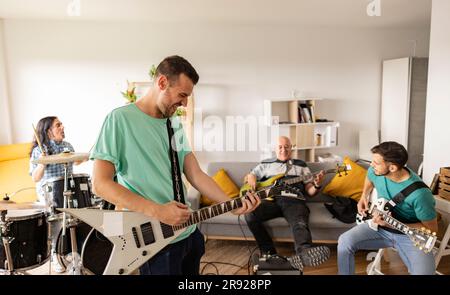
top-left (32, 123), bottom-right (46, 156)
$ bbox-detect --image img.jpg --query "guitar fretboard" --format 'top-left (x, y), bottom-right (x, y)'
top-left (372, 208), bottom-right (412, 235)
top-left (172, 190), bottom-right (268, 231)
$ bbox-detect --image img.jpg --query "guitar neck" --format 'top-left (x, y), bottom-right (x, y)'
top-left (282, 168), bottom-right (338, 186)
top-left (172, 188), bottom-right (269, 231)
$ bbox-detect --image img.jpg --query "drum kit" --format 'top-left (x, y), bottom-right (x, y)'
top-left (0, 152), bottom-right (102, 275)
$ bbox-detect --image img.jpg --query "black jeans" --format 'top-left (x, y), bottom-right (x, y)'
top-left (245, 198), bottom-right (312, 255)
top-left (139, 228), bottom-right (205, 275)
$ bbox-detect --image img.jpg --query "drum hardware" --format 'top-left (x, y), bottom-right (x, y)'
top-left (60, 162), bottom-right (83, 275)
top-left (33, 152), bottom-right (90, 275)
top-left (32, 153), bottom-right (91, 274)
top-left (0, 210), bottom-right (14, 273)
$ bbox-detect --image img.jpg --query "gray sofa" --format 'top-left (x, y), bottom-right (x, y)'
top-left (187, 161), bottom-right (357, 243)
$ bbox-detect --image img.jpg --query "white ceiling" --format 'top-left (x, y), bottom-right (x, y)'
top-left (0, 0), bottom-right (431, 28)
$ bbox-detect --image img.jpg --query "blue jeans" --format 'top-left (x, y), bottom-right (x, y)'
top-left (139, 228), bottom-right (205, 275)
top-left (337, 223), bottom-right (436, 275)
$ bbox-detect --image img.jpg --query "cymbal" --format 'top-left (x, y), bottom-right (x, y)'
top-left (0, 201), bottom-right (46, 211)
top-left (32, 152), bottom-right (90, 165)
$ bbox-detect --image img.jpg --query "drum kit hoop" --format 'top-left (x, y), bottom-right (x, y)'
top-left (0, 151), bottom-right (94, 275)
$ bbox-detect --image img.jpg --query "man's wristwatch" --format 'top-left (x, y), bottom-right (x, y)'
top-left (313, 183), bottom-right (322, 189)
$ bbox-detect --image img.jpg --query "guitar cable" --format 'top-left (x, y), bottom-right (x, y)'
top-left (237, 214), bottom-right (260, 275)
top-left (198, 214), bottom-right (258, 275)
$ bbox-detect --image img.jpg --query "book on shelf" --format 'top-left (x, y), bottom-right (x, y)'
top-left (309, 105), bottom-right (316, 123)
top-left (297, 105), bottom-right (305, 123)
top-left (299, 103), bottom-right (312, 123)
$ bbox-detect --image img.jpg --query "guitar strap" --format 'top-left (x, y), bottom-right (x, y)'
top-left (382, 181), bottom-right (429, 212)
top-left (166, 118), bottom-right (185, 204)
top-left (285, 160), bottom-right (294, 175)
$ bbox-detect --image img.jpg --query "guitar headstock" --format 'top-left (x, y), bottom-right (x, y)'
top-left (409, 227), bottom-right (437, 254)
top-left (334, 163), bottom-right (352, 177)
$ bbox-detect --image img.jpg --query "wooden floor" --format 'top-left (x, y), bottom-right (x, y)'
top-left (11, 239), bottom-right (450, 275)
top-left (200, 239), bottom-right (450, 275)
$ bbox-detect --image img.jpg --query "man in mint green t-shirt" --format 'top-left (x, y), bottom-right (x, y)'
top-left (90, 56), bottom-right (260, 275)
top-left (338, 141), bottom-right (437, 275)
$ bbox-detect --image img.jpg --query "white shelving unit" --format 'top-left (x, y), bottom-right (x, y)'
top-left (264, 98), bottom-right (339, 162)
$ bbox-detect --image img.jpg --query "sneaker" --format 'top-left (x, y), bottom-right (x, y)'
top-left (288, 246), bottom-right (330, 269)
top-left (51, 254), bottom-right (65, 273)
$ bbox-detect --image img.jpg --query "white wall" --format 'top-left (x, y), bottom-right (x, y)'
top-left (2, 20), bottom-right (429, 170)
top-left (0, 19), bottom-right (12, 144)
top-left (423, 0), bottom-right (450, 184)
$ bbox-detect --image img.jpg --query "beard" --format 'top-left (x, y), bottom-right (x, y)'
top-left (160, 102), bottom-right (180, 118)
top-left (374, 169), bottom-right (390, 176)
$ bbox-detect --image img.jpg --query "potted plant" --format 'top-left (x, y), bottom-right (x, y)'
top-left (121, 80), bottom-right (137, 104)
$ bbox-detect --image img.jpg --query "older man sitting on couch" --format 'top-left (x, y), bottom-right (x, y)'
top-left (244, 136), bottom-right (331, 267)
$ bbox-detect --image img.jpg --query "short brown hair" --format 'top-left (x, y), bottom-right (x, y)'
top-left (371, 141), bottom-right (408, 168)
top-left (155, 55), bottom-right (199, 85)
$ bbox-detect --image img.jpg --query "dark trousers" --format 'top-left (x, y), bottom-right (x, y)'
top-left (139, 228), bottom-right (205, 275)
top-left (245, 198), bottom-right (312, 255)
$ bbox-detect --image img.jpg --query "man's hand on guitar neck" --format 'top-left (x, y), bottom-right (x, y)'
top-left (231, 191), bottom-right (261, 215)
top-left (154, 201), bottom-right (191, 226)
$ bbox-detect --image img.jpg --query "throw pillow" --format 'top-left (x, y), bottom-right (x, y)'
top-left (322, 156), bottom-right (366, 201)
top-left (201, 168), bottom-right (240, 206)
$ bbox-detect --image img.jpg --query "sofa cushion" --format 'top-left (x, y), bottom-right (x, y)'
top-left (201, 168), bottom-right (240, 206)
top-left (0, 142), bottom-right (37, 203)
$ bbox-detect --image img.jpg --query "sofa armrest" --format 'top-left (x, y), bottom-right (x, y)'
top-left (187, 187), bottom-right (201, 210)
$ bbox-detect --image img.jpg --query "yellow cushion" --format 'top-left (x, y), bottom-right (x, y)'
top-left (0, 142), bottom-right (32, 162)
top-left (0, 142), bottom-right (37, 203)
top-left (201, 168), bottom-right (240, 206)
top-left (322, 157), bottom-right (366, 201)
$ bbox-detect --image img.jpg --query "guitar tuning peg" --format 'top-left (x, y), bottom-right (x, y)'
top-left (419, 246), bottom-right (423, 251)
top-left (432, 232), bottom-right (436, 236)
top-left (421, 227), bottom-right (425, 231)
top-left (426, 229), bottom-right (431, 234)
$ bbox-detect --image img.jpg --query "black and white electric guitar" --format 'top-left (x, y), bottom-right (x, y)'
top-left (356, 189), bottom-right (437, 254)
top-left (60, 164), bottom-right (350, 275)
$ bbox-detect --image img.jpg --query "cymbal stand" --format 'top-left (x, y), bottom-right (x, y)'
top-left (1, 210), bottom-right (16, 275)
top-left (61, 163), bottom-right (83, 275)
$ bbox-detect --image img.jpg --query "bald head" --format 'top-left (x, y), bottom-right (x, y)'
top-left (276, 136), bottom-right (293, 162)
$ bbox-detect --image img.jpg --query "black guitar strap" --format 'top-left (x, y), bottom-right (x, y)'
top-left (382, 181), bottom-right (429, 212)
top-left (166, 118), bottom-right (185, 204)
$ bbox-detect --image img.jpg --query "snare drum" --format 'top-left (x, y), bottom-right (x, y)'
top-left (0, 209), bottom-right (50, 271)
top-left (44, 174), bottom-right (94, 217)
